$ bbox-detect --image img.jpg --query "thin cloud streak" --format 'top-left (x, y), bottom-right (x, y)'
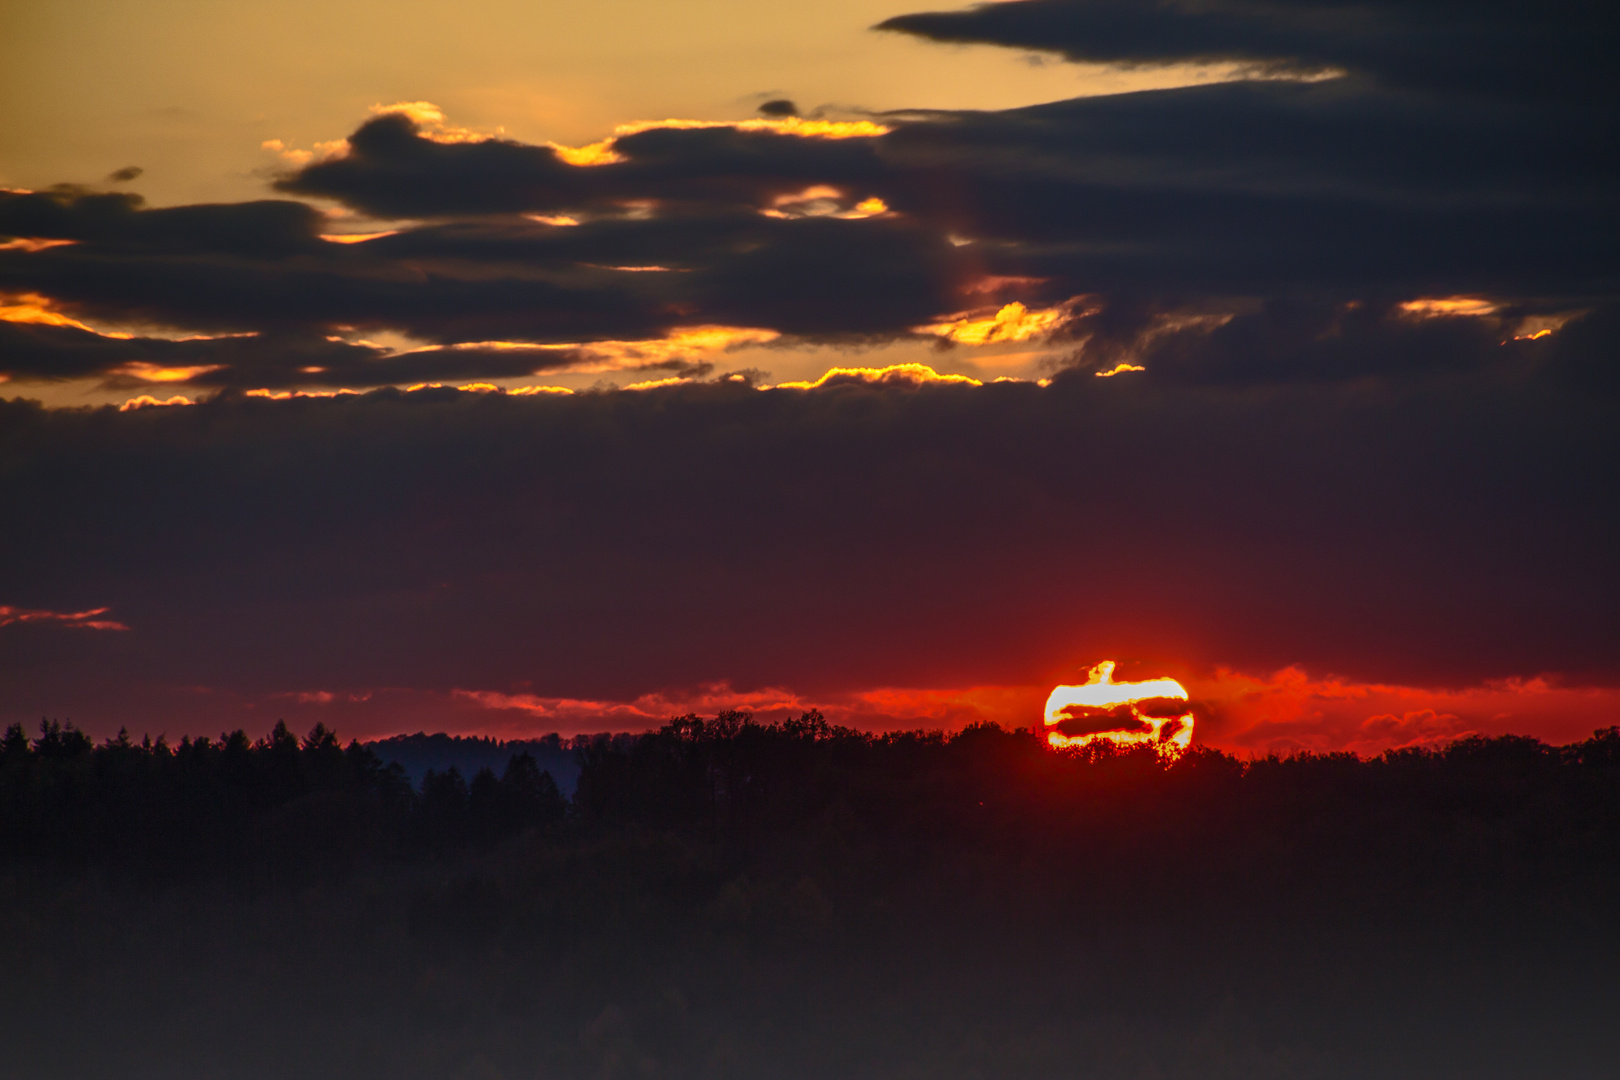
top-left (0, 605), bottom-right (129, 631)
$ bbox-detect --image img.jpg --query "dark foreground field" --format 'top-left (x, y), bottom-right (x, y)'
top-left (3, 715), bottom-right (1619, 1079)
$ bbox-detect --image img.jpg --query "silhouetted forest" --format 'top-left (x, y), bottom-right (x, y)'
top-left (369, 731), bottom-right (583, 795)
top-left (3, 713), bottom-right (1619, 1078)
top-left (0, 719), bottom-right (567, 879)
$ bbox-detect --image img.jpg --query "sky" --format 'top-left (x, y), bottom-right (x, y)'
top-left (2, 0), bottom-right (1617, 752)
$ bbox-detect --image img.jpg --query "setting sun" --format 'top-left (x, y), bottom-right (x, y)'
top-left (1043, 661), bottom-right (1194, 753)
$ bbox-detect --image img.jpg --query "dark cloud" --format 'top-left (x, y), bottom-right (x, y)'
top-left (758, 99), bottom-right (799, 117)
top-left (0, 321), bottom-right (595, 390)
top-left (106, 166), bottom-right (143, 184)
top-left (275, 112), bottom-right (886, 219)
top-left (276, 113), bottom-right (582, 218)
top-left (875, 0), bottom-right (1619, 102)
top-left (2, 358), bottom-right (1615, 732)
top-left (0, 188), bottom-right (327, 254)
top-left (1057, 297), bottom-right (1581, 387)
top-left (0, 183), bottom-right (977, 373)
top-left (876, 79), bottom-right (1618, 299)
top-left (1052, 703), bottom-right (1154, 739)
top-left (1541, 303), bottom-right (1620, 397)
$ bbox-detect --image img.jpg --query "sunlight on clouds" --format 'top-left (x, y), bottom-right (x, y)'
top-left (0, 238), bottom-right (78, 253)
top-left (0, 293), bottom-right (132, 337)
top-left (350, 326), bottom-right (780, 387)
top-left (1399, 296), bottom-right (1499, 318)
top-left (1190, 667), bottom-right (1620, 754)
top-left (614, 116), bottom-right (890, 140)
top-left (590, 325), bottom-right (780, 363)
top-left (920, 302), bottom-right (1067, 345)
top-left (372, 101), bottom-right (447, 127)
top-left (842, 684), bottom-right (1046, 730)
top-left (261, 137), bottom-right (347, 168)
top-left (549, 138), bottom-right (624, 167)
top-left (550, 115), bottom-right (892, 167)
top-left (774, 362), bottom-right (982, 390)
top-left (245, 388), bottom-right (360, 400)
top-left (763, 187), bottom-right (892, 219)
top-left (769, 184), bottom-right (844, 209)
top-left (119, 394), bottom-right (194, 411)
top-left (318, 230), bottom-right (400, 244)
top-left (113, 362), bottom-right (223, 383)
top-left (1510, 311), bottom-right (1580, 340)
top-left (369, 101), bottom-right (500, 144)
top-left (1094, 362), bottom-right (1146, 377)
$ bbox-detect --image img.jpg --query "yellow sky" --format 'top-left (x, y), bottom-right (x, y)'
top-left (1, 0), bottom-right (1242, 207)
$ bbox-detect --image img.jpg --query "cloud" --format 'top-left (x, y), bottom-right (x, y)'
top-left (272, 110), bottom-right (891, 219)
top-left (0, 605), bottom-right (128, 631)
top-left (5, 21), bottom-right (1614, 391)
top-left (1188, 666), bottom-right (1620, 754)
top-left (875, 0), bottom-right (1617, 102)
top-left (1, 356), bottom-right (1615, 736)
top-left (0, 180), bottom-right (981, 369)
top-left (773, 362), bottom-right (982, 389)
top-left (120, 394), bottom-right (194, 410)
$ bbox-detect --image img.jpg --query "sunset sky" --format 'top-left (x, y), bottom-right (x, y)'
top-left (3, 0), bottom-right (1616, 752)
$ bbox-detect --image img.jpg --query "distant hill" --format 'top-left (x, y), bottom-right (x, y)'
top-left (366, 731), bottom-right (594, 795)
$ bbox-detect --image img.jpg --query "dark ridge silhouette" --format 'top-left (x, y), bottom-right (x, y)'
top-left (366, 730), bottom-right (586, 795)
top-left (2, 712), bottom-right (1618, 1078)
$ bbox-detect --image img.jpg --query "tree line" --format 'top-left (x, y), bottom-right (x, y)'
top-left (0, 719), bottom-right (565, 879)
top-left (4, 710), bottom-right (1619, 889)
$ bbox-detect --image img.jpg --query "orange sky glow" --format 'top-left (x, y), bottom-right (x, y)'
top-left (183, 663), bottom-right (1620, 757)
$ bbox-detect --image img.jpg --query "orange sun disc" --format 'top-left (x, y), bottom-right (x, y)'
top-left (1043, 661), bottom-right (1194, 753)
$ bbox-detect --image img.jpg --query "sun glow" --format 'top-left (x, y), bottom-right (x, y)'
top-left (1043, 661), bottom-right (1195, 753)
